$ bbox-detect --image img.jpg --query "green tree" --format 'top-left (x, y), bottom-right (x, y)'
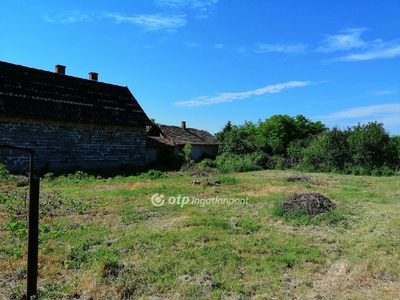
top-left (258, 114), bottom-right (326, 156)
top-left (348, 122), bottom-right (397, 169)
top-left (296, 127), bottom-right (350, 172)
top-left (217, 121), bottom-right (267, 155)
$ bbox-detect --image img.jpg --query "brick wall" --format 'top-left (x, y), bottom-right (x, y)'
top-left (0, 120), bottom-right (147, 173)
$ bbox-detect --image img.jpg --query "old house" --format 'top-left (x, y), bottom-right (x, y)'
top-left (147, 121), bottom-right (221, 163)
top-left (0, 61), bottom-right (152, 173)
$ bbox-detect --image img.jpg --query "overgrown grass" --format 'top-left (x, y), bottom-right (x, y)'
top-left (1, 169), bottom-right (400, 299)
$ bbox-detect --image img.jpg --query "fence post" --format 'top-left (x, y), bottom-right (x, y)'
top-left (26, 176), bottom-right (40, 298)
top-left (0, 144), bottom-right (40, 299)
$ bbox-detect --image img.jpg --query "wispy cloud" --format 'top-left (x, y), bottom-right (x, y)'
top-left (317, 28), bottom-right (368, 53)
top-left (335, 44), bottom-right (400, 61)
top-left (317, 104), bottom-right (400, 132)
top-left (318, 28), bottom-right (400, 62)
top-left (371, 89), bottom-right (398, 96)
top-left (154, 0), bottom-right (218, 18)
top-left (41, 11), bottom-right (91, 24)
top-left (184, 41), bottom-right (201, 47)
top-left (255, 43), bottom-right (307, 54)
top-left (214, 43), bottom-right (224, 49)
top-left (175, 81), bottom-right (310, 107)
top-left (319, 104), bottom-right (400, 120)
top-left (104, 13), bottom-right (187, 32)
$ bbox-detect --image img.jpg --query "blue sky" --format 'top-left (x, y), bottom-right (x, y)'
top-left (1, 0), bottom-right (400, 135)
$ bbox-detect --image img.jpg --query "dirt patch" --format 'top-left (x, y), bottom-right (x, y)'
top-left (283, 192), bottom-right (336, 216)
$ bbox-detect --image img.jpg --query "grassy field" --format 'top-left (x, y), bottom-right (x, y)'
top-left (0, 169), bottom-right (399, 299)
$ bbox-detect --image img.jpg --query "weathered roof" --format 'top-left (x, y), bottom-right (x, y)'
top-left (146, 136), bottom-right (176, 148)
top-left (147, 124), bottom-right (221, 146)
top-left (0, 61), bottom-right (152, 127)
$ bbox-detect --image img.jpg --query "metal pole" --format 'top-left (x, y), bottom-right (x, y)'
top-left (26, 151), bottom-right (39, 298)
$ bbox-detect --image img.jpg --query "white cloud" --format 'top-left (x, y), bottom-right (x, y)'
top-left (371, 89), bottom-right (398, 96)
top-left (104, 13), bottom-right (187, 32)
top-left (317, 28), bottom-right (400, 62)
top-left (319, 104), bottom-right (400, 120)
top-left (317, 104), bottom-right (400, 133)
top-left (255, 43), bottom-right (307, 54)
top-left (317, 28), bottom-right (368, 53)
top-left (41, 11), bottom-right (91, 24)
top-left (214, 43), bottom-right (224, 49)
top-left (184, 41), bottom-right (201, 47)
top-left (154, 0), bottom-right (218, 18)
top-left (335, 44), bottom-right (400, 61)
top-left (175, 81), bottom-right (310, 107)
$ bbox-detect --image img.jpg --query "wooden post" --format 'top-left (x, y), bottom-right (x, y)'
top-left (0, 144), bottom-right (40, 299)
top-left (26, 176), bottom-right (40, 298)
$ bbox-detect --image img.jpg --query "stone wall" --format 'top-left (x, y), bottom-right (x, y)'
top-left (0, 119), bottom-right (147, 173)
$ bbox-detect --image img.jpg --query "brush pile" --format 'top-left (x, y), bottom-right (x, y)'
top-left (283, 192), bottom-right (336, 216)
top-left (285, 174), bottom-right (320, 185)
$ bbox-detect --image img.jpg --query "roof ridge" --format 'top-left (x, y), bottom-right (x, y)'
top-left (0, 60), bottom-right (127, 89)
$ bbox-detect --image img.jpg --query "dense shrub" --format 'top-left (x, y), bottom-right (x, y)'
top-left (198, 158), bottom-right (217, 169)
top-left (216, 153), bottom-right (262, 173)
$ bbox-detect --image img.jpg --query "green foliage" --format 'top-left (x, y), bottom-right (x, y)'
top-left (216, 153), bottom-right (262, 173)
top-left (216, 116), bottom-right (399, 176)
top-left (215, 175), bottom-right (239, 185)
top-left (43, 172), bottom-right (56, 181)
top-left (182, 142), bottom-right (194, 163)
top-left (7, 214), bottom-right (28, 239)
top-left (258, 114), bottom-right (326, 156)
top-left (0, 163), bottom-right (9, 181)
top-left (217, 121), bottom-right (267, 155)
top-left (139, 169), bottom-right (166, 180)
top-left (51, 171), bottom-right (98, 184)
top-left (237, 216), bottom-right (262, 232)
top-left (198, 158), bottom-right (217, 169)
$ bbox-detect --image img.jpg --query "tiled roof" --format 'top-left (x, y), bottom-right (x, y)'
top-left (146, 135), bottom-right (175, 148)
top-left (0, 61), bottom-right (152, 127)
top-left (147, 124), bottom-right (221, 146)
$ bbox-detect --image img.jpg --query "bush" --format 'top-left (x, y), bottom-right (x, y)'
top-left (0, 163), bottom-right (9, 181)
top-left (215, 175), bottom-right (239, 185)
top-left (216, 153), bottom-right (262, 173)
top-left (43, 172), bottom-right (56, 181)
top-left (351, 165), bottom-right (371, 176)
top-left (198, 158), bottom-right (217, 169)
top-left (380, 166), bottom-right (395, 176)
top-left (140, 169), bottom-right (166, 180)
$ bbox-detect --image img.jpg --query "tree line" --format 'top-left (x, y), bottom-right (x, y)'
top-left (213, 115), bottom-right (400, 176)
